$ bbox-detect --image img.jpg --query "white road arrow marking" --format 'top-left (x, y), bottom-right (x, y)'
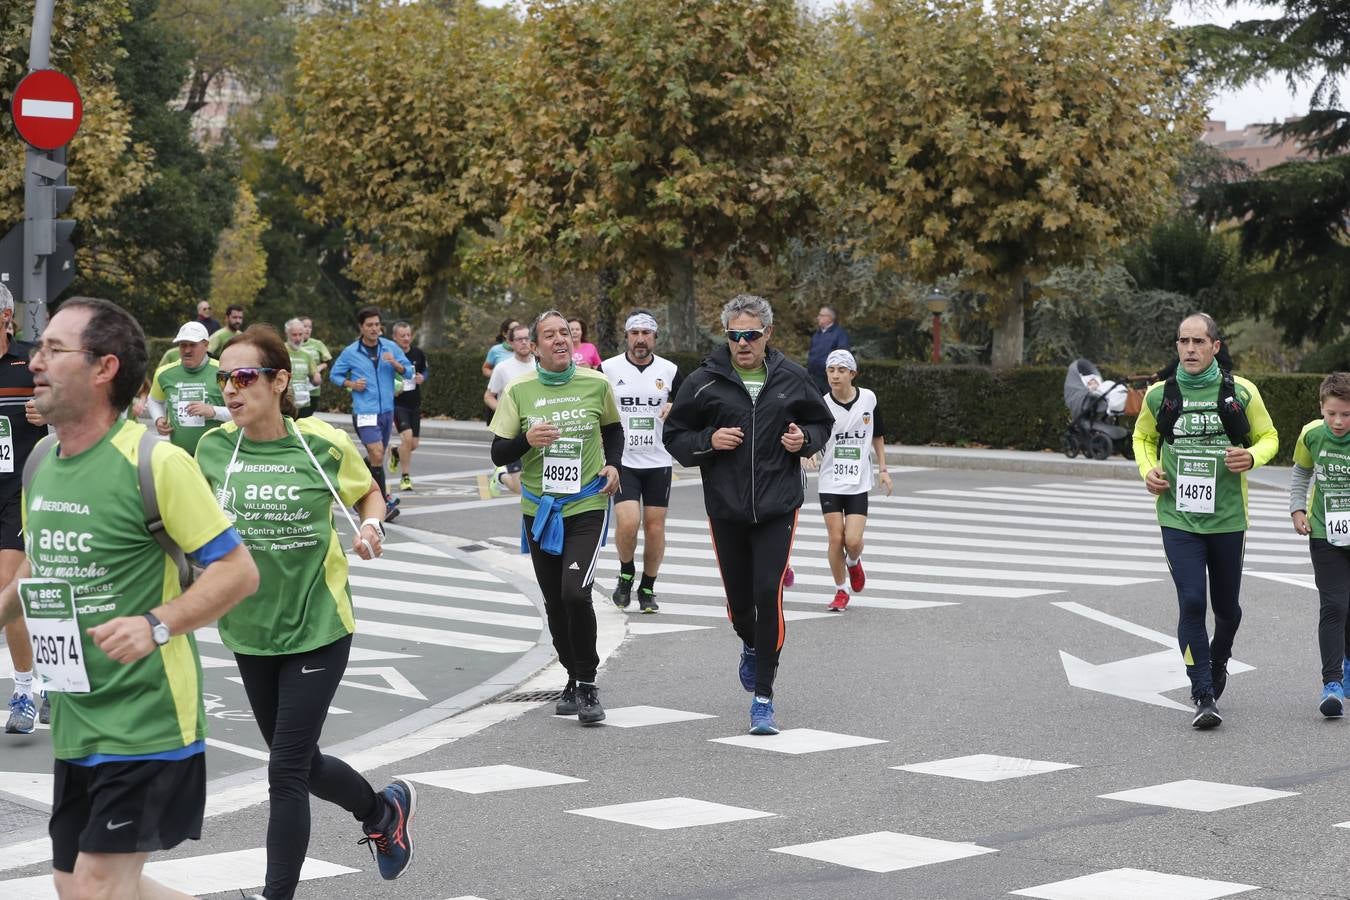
top-left (1055, 601), bottom-right (1254, 712)
top-left (1246, 570), bottom-right (1318, 591)
top-left (340, 666), bottom-right (427, 700)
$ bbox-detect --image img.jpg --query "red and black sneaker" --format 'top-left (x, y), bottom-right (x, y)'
top-left (359, 778), bottom-right (417, 879)
top-left (847, 559), bottom-right (866, 593)
top-left (828, 590), bottom-right (849, 612)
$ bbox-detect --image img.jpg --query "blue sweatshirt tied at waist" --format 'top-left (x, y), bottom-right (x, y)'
top-left (520, 475), bottom-right (609, 555)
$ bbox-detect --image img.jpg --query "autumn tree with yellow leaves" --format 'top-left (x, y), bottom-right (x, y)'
top-left (802, 0), bottom-right (1205, 366)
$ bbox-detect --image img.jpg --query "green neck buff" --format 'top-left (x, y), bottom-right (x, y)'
top-left (1176, 359), bottom-right (1220, 390)
top-left (537, 361), bottom-right (577, 386)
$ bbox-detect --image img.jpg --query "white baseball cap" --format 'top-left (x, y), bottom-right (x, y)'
top-left (173, 321), bottom-right (210, 344)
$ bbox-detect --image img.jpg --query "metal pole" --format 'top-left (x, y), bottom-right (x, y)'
top-left (28, 0), bottom-right (56, 68)
top-left (931, 312), bottom-right (942, 364)
top-left (21, 0), bottom-right (59, 340)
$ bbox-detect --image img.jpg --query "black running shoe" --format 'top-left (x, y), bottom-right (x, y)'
top-left (576, 682), bottom-right (605, 725)
top-left (612, 576), bottom-right (633, 609)
top-left (1211, 658), bottom-right (1228, 701)
top-left (555, 682), bottom-right (578, 716)
top-left (1191, 695), bottom-right (1222, 729)
top-left (637, 589), bottom-right (659, 614)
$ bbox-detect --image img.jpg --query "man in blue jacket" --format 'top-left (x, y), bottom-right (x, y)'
top-left (330, 306), bottom-right (412, 519)
top-left (806, 306), bottom-right (850, 396)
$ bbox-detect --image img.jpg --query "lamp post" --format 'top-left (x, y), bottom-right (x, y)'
top-left (925, 289), bottom-right (947, 363)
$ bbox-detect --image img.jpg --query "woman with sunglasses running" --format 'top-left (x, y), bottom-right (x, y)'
top-left (664, 295), bottom-right (834, 735)
top-left (194, 325), bottom-right (416, 900)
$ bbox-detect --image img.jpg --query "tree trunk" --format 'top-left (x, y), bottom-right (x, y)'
top-left (419, 243), bottom-right (458, 350)
top-left (661, 249), bottom-right (698, 352)
top-left (595, 267), bottom-right (619, 357)
top-left (990, 279), bottom-right (1028, 367)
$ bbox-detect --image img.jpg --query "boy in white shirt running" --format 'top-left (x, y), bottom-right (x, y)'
top-left (812, 350), bottom-right (892, 610)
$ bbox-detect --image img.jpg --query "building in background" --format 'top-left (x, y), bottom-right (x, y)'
top-left (1202, 119), bottom-right (1314, 172)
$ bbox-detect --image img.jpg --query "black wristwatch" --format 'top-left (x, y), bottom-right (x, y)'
top-left (143, 612), bottom-right (171, 646)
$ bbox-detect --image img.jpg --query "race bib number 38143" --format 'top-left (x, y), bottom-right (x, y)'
top-left (18, 579), bottom-right (89, 693)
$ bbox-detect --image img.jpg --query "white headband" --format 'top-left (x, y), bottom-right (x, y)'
top-left (826, 349), bottom-right (857, 371)
top-left (625, 313), bottom-right (659, 333)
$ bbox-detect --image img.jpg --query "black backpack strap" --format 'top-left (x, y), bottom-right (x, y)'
top-left (21, 433), bottom-right (58, 494)
top-left (1217, 368), bottom-right (1252, 447)
top-left (1155, 377), bottom-right (1183, 444)
top-left (137, 430), bottom-right (191, 591)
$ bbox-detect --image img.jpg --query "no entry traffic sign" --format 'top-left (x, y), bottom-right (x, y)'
top-left (10, 69), bottom-right (82, 151)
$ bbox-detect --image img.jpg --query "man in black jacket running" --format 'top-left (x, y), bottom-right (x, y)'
top-left (664, 294), bottom-right (834, 735)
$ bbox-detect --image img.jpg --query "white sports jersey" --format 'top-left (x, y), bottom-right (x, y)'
top-left (604, 353), bottom-right (679, 469)
top-left (818, 387), bottom-right (877, 496)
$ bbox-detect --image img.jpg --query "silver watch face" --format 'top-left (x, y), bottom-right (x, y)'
top-left (153, 624), bottom-right (170, 644)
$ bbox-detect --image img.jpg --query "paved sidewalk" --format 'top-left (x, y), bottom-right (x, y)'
top-left (317, 411), bottom-right (1293, 491)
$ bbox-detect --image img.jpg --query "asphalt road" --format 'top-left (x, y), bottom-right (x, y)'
top-left (1, 448), bottom-right (1340, 900)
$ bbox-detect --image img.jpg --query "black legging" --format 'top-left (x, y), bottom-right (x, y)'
top-left (234, 634), bottom-right (379, 900)
top-left (1161, 527), bottom-right (1244, 699)
top-left (709, 510), bottom-right (798, 698)
top-left (524, 509), bottom-right (607, 683)
top-left (1311, 539), bottom-right (1350, 684)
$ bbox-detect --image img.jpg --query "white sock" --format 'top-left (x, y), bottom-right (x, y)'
top-left (835, 582), bottom-right (847, 593)
top-left (12, 670), bottom-right (33, 698)
top-left (845, 554), bottom-right (860, 567)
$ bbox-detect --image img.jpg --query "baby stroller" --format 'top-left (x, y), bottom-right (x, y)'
top-left (1061, 359), bottom-right (1135, 460)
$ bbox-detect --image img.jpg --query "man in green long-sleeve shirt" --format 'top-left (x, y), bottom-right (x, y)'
top-left (1133, 313), bottom-right (1279, 730)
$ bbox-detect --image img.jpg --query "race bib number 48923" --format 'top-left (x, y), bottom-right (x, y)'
top-left (542, 437), bottom-right (583, 495)
top-left (18, 579), bottom-right (89, 693)
top-left (1175, 455), bottom-right (1217, 515)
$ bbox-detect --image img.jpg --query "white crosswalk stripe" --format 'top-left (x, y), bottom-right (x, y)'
top-left (609, 478), bottom-right (1309, 624)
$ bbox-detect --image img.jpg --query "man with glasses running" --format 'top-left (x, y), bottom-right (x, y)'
top-left (1133, 312), bottom-right (1278, 729)
top-left (0, 297), bottom-right (258, 899)
top-left (664, 295), bottom-right (833, 735)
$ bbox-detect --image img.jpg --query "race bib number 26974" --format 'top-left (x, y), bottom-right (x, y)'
top-left (18, 579), bottom-right (89, 693)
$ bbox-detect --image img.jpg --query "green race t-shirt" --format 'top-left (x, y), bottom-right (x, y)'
top-left (301, 338), bottom-right (332, 396)
top-left (1132, 374), bottom-right (1279, 534)
top-left (22, 419), bottom-right (234, 759)
top-left (288, 345), bottom-right (318, 409)
top-left (488, 367), bottom-right (620, 519)
top-left (194, 416), bottom-right (373, 655)
top-left (207, 327), bottom-right (241, 358)
top-left (149, 359), bottom-right (224, 455)
top-left (733, 363), bottom-right (766, 403)
top-left (1293, 419), bottom-right (1350, 541)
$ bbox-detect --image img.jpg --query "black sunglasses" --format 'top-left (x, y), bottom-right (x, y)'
top-left (216, 367), bottom-right (279, 389)
top-left (725, 329), bottom-right (765, 343)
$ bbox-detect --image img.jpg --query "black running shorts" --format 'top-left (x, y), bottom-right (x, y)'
top-left (617, 466), bottom-right (672, 508)
top-left (394, 405), bottom-right (421, 437)
top-left (819, 492), bottom-right (869, 517)
top-left (0, 486), bottom-right (22, 552)
top-left (50, 754), bottom-right (206, 872)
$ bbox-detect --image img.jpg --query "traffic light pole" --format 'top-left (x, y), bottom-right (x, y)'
top-left (21, 0), bottom-right (58, 339)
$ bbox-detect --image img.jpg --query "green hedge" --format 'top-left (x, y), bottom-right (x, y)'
top-left (145, 338), bottom-right (1325, 463)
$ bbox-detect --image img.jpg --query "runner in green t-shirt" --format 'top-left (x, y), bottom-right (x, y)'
top-left (148, 322), bottom-right (229, 454)
top-left (489, 310), bottom-right (621, 726)
top-left (300, 315), bottom-right (332, 403)
top-left (1132, 313), bottom-right (1279, 730)
top-left (0, 298), bottom-right (257, 895)
top-left (206, 304), bottom-right (245, 357)
top-left (195, 324), bottom-right (415, 892)
top-left (285, 318), bottom-right (321, 418)
top-left (1289, 372), bottom-right (1350, 716)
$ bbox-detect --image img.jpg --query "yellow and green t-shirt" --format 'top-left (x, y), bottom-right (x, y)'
top-left (22, 419), bottom-right (235, 760)
top-left (1293, 419), bottom-right (1350, 541)
top-left (288, 345), bottom-right (319, 409)
top-left (1132, 374), bottom-right (1279, 533)
top-left (488, 367), bottom-right (620, 519)
top-left (149, 358), bottom-right (224, 455)
top-left (194, 416), bottom-right (374, 655)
